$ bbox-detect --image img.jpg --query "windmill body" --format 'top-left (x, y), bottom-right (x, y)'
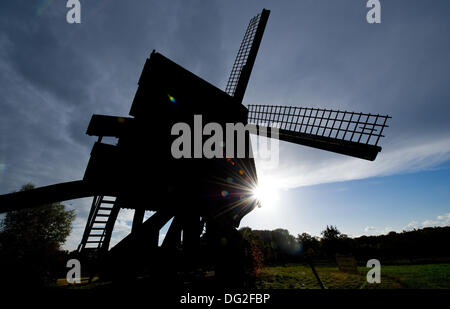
top-left (82, 51), bottom-right (258, 251)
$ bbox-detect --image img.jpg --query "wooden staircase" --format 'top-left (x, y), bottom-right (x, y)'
top-left (77, 195), bottom-right (119, 252)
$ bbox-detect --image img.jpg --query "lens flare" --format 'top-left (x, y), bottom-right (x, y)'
top-left (168, 94), bottom-right (176, 103)
top-left (252, 175), bottom-right (280, 211)
top-left (36, 0), bottom-right (54, 17)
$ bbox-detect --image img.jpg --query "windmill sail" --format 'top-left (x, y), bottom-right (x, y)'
top-left (225, 9), bottom-right (270, 103)
top-left (247, 104), bottom-right (391, 161)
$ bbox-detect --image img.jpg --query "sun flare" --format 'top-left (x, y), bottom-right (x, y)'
top-left (252, 175), bottom-right (281, 211)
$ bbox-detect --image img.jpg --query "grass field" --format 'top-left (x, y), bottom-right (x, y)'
top-left (255, 263), bottom-right (450, 289)
top-left (55, 263), bottom-right (450, 289)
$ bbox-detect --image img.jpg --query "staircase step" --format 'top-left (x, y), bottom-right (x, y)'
top-left (78, 195), bottom-right (117, 252)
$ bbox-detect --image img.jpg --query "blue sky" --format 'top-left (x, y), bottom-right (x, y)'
top-left (0, 1), bottom-right (449, 250)
top-left (242, 160), bottom-right (450, 238)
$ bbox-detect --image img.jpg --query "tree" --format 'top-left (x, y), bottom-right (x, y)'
top-left (0, 183), bottom-right (76, 286)
top-left (239, 227), bottom-right (264, 277)
top-left (297, 232), bottom-right (320, 256)
top-left (321, 225), bottom-right (342, 241)
top-left (271, 229), bottom-right (300, 264)
top-left (320, 225), bottom-right (351, 258)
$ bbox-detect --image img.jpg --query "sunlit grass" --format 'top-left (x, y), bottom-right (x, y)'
top-left (256, 263), bottom-right (450, 289)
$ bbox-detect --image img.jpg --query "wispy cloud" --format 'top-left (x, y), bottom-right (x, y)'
top-left (360, 212), bottom-right (450, 237)
top-left (362, 226), bottom-right (394, 236)
top-left (256, 136), bottom-right (450, 190)
top-left (364, 226), bottom-right (376, 233)
top-left (405, 213), bottom-right (450, 230)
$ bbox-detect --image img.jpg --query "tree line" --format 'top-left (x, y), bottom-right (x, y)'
top-left (239, 225), bottom-right (450, 271)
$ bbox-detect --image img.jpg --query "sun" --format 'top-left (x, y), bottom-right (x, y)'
top-left (252, 175), bottom-right (280, 211)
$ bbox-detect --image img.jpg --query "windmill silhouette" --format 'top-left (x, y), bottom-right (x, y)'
top-left (0, 9), bottom-right (390, 285)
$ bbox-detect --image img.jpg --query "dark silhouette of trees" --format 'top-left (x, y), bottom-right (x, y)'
top-left (240, 225), bottom-right (450, 266)
top-left (239, 228), bottom-right (301, 265)
top-left (352, 227), bottom-right (450, 263)
top-left (321, 225), bottom-right (341, 240)
top-left (0, 184), bottom-right (75, 286)
top-left (297, 232), bottom-right (320, 256)
top-left (240, 227), bottom-right (264, 277)
top-left (320, 225), bottom-right (352, 258)
top-left (271, 229), bottom-right (301, 265)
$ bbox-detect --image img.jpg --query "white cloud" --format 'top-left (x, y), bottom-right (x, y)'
top-left (414, 213), bottom-right (450, 229)
top-left (437, 214), bottom-right (450, 221)
top-left (108, 209), bottom-right (135, 248)
top-left (255, 136), bottom-right (450, 190)
top-left (63, 216), bottom-right (88, 251)
top-left (360, 213), bottom-right (450, 237)
top-left (405, 221), bottom-right (419, 230)
top-left (362, 226), bottom-right (394, 236)
top-left (62, 198), bottom-right (92, 251)
top-left (159, 234), bottom-right (166, 246)
top-left (364, 226), bottom-right (376, 232)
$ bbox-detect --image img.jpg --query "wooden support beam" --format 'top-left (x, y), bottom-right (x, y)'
top-left (161, 216), bottom-right (182, 249)
top-left (0, 180), bottom-right (117, 214)
top-left (131, 208), bottom-right (145, 233)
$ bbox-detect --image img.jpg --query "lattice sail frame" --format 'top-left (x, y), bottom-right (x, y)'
top-left (247, 105), bottom-right (391, 160)
top-left (225, 9), bottom-right (270, 102)
top-left (225, 14), bottom-right (262, 96)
